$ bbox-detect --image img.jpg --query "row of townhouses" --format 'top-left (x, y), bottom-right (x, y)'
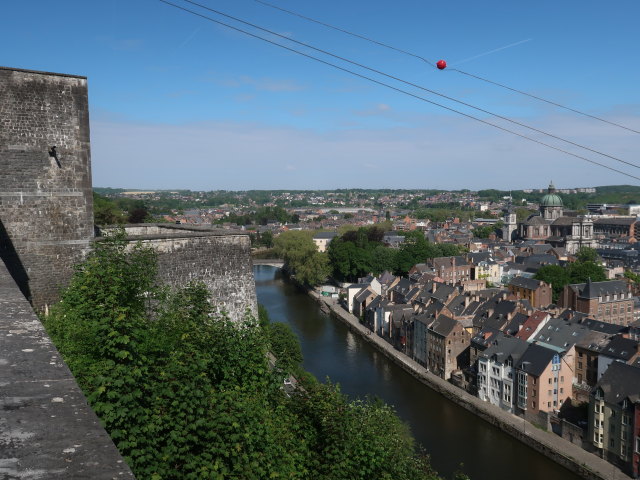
top-left (341, 259), bottom-right (640, 477)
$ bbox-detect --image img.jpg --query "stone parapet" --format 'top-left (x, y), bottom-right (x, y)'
top-left (0, 259), bottom-right (134, 479)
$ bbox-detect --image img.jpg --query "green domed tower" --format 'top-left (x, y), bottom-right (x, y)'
top-left (540, 182), bottom-right (563, 220)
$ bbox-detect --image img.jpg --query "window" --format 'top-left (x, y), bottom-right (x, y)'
top-left (547, 402), bottom-right (551, 408)
top-left (560, 376), bottom-right (564, 382)
top-left (622, 414), bottom-right (630, 426)
top-left (548, 378), bottom-right (552, 384)
top-left (636, 436), bottom-right (640, 454)
top-left (610, 438), bottom-right (615, 448)
top-left (548, 389), bottom-right (552, 396)
top-left (560, 388), bottom-right (564, 394)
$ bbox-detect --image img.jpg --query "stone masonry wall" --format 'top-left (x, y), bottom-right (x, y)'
top-left (113, 225), bottom-right (258, 323)
top-left (0, 67), bottom-right (93, 310)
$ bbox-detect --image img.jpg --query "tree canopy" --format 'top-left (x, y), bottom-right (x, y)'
top-left (44, 230), bottom-right (447, 479)
top-left (273, 230), bottom-right (330, 285)
top-left (535, 248), bottom-right (607, 302)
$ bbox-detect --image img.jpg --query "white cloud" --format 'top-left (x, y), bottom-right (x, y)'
top-left (90, 112), bottom-right (640, 190)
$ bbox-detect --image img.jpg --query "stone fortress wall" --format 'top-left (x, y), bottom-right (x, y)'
top-left (0, 66), bottom-right (257, 477)
top-left (100, 224), bottom-right (258, 322)
top-left (0, 66), bottom-right (94, 311)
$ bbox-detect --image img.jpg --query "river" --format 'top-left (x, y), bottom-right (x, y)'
top-left (254, 266), bottom-right (582, 480)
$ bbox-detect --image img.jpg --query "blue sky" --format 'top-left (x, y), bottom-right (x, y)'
top-left (3, 0), bottom-right (640, 190)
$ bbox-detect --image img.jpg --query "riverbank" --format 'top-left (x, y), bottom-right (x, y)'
top-left (305, 288), bottom-right (632, 480)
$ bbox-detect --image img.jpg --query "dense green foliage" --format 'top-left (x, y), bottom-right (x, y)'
top-left (534, 248), bottom-right (606, 302)
top-left (44, 231), bottom-right (446, 479)
top-left (328, 228), bottom-right (465, 281)
top-left (274, 231), bottom-right (331, 286)
top-left (93, 192), bottom-right (150, 225)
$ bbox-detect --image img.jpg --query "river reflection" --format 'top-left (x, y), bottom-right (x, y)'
top-left (254, 266), bottom-right (581, 480)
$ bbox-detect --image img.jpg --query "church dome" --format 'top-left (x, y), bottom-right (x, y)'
top-left (540, 182), bottom-right (563, 207)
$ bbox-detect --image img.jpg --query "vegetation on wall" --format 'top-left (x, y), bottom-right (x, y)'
top-left (43, 231), bottom-right (455, 479)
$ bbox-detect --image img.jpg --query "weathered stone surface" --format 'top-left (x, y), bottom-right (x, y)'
top-left (101, 224), bottom-right (258, 322)
top-left (0, 259), bottom-right (135, 479)
top-left (0, 66), bottom-right (93, 311)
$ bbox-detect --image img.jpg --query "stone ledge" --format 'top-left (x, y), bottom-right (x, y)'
top-left (0, 259), bottom-right (135, 480)
top-left (0, 66), bottom-right (86, 79)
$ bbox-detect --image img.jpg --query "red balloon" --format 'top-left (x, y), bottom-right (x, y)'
top-left (436, 59), bottom-right (447, 70)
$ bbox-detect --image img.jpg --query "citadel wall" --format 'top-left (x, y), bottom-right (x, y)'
top-left (0, 66), bottom-right (93, 311)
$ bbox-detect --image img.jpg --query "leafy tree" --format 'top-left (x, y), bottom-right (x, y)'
top-left (128, 207), bottom-right (149, 224)
top-left (534, 265), bottom-right (570, 302)
top-left (44, 229), bottom-right (444, 480)
top-left (370, 245), bottom-right (398, 275)
top-left (267, 322), bottom-right (304, 373)
top-left (472, 225), bottom-right (495, 239)
top-left (535, 258), bottom-right (606, 302)
top-left (569, 261), bottom-right (606, 284)
top-left (624, 270), bottom-right (640, 284)
top-left (296, 251), bottom-right (331, 285)
top-left (93, 192), bottom-right (127, 225)
top-left (576, 247), bottom-right (599, 263)
top-left (274, 231), bottom-right (328, 286)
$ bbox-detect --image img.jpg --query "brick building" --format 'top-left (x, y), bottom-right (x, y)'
top-left (508, 276), bottom-right (553, 308)
top-left (559, 279), bottom-right (634, 326)
top-left (426, 314), bottom-right (470, 379)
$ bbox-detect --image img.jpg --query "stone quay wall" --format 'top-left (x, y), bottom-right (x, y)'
top-left (307, 290), bottom-right (632, 480)
top-left (0, 66), bottom-right (94, 311)
top-left (102, 225), bottom-right (258, 323)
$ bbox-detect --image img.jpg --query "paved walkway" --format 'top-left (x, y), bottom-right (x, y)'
top-left (308, 290), bottom-right (633, 480)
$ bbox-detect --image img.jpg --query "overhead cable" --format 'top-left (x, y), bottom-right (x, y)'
top-left (253, 0), bottom-right (640, 135)
top-left (176, 0), bottom-right (639, 170)
top-left (157, 0), bottom-right (640, 181)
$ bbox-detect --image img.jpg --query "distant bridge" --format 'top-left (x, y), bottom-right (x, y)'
top-left (252, 258), bottom-right (285, 269)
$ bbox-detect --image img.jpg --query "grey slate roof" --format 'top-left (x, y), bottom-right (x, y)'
top-left (354, 287), bottom-right (377, 303)
top-left (552, 216), bottom-right (577, 226)
top-left (523, 215), bottom-right (550, 225)
top-left (517, 343), bottom-right (558, 377)
top-left (504, 312), bottom-right (529, 336)
top-left (480, 334), bottom-right (530, 364)
top-left (571, 317), bottom-right (626, 335)
top-left (594, 361), bottom-right (640, 405)
top-left (509, 276), bottom-right (544, 290)
top-left (532, 318), bottom-right (590, 352)
top-left (600, 336), bottom-right (639, 361)
top-left (594, 217), bottom-right (636, 226)
top-left (568, 279), bottom-right (629, 299)
top-left (429, 314), bottom-right (459, 337)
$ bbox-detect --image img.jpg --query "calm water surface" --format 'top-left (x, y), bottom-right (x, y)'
top-left (255, 266), bottom-right (580, 480)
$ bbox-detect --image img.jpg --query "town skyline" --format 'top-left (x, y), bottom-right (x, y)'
top-left (3, 1), bottom-right (639, 190)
